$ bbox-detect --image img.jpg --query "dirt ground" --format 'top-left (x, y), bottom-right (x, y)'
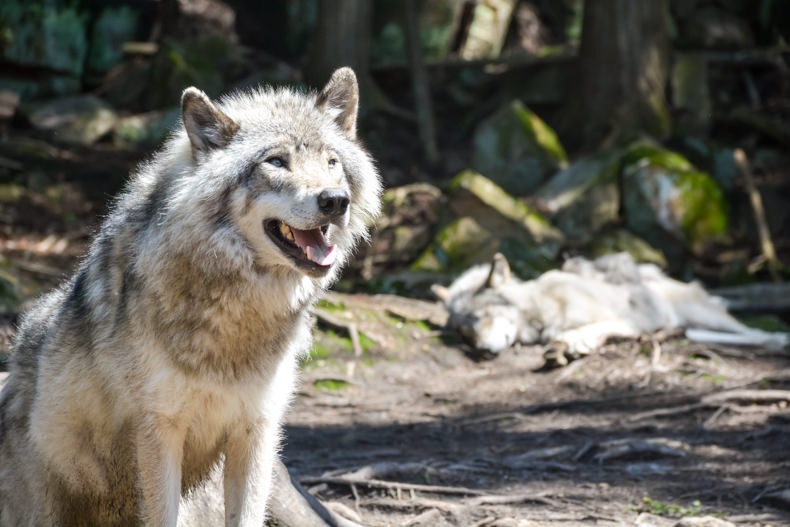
top-left (1, 140), bottom-right (789, 527)
top-left (287, 293), bottom-right (790, 527)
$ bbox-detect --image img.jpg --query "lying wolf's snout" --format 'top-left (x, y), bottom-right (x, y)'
top-left (317, 190), bottom-right (350, 218)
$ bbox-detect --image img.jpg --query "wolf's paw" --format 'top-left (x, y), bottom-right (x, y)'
top-left (542, 341), bottom-right (586, 369)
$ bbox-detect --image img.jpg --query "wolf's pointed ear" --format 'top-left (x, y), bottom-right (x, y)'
top-left (181, 87), bottom-right (239, 154)
top-left (486, 253), bottom-right (511, 289)
top-left (316, 67), bottom-right (359, 140)
top-left (431, 284), bottom-right (450, 303)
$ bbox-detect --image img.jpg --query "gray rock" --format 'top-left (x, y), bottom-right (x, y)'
top-left (472, 100), bottom-right (567, 196)
top-left (28, 95), bottom-right (117, 145)
top-left (621, 141), bottom-right (728, 265)
top-left (535, 150), bottom-right (621, 239)
top-left (113, 107), bottom-right (180, 149)
top-left (412, 171), bottom-right (562, 276)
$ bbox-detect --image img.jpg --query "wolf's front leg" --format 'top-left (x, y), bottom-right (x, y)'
top-left (136, 421), bottom-right (186, 527)
top-left (223, 423), bottom-right (276, 527)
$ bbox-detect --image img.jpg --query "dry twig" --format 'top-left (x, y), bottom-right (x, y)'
top-left (314, 308), bottom-right (363, 357)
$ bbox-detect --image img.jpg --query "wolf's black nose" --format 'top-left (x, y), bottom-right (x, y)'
top-left (317, 190), bottom-right (350, 217)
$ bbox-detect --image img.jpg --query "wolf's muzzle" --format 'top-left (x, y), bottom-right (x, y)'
top-left (317, 190), bottom-right (349, 219)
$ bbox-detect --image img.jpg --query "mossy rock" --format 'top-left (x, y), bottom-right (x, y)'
top-left (412, 216), bottom-right (555, 278)
top-left (535, 149), bottom-right (622, 240)
top-left (412, 217), bottom-right (497, 273)
top-left (472, 100), bottom-right (567, 196)
top-left (28, 95), bottom-right (117, 145)
top-left (449, 170), bottom-right (563, 247)
top-left (361, 183), bottom-right (445, 275)
top-left (581, 228), bottom-right (667, 268)
top-left (621, 141), bottom-right (728, 261)
top-left (113, 107), bottom-right (180, 149)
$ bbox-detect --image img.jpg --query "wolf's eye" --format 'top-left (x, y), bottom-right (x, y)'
top-left (267, 157), bottom-right (286, 168)
top-left (328, 158), bottom-right (338, 168)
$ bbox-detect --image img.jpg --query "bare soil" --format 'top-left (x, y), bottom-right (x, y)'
top-left (288, 293), bottom-right (790, 527)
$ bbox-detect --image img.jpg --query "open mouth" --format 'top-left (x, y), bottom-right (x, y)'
top-left (264, 219), bottom-right (337, 274)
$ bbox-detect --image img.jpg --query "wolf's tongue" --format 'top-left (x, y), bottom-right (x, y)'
top-left (291, 227), bottom-right (336, 266)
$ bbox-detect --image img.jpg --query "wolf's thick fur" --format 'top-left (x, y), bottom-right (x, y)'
top-left (0, 68), bottom-right (380, 526)
top-left (434, 252), bottom-right (788, 356)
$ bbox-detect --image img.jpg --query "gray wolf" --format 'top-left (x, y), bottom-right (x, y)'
top-left (0, 67), bottom-right (381, 526)
top-left (433, 252), bottom-right (788, 359)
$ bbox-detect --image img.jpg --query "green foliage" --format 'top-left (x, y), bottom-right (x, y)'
top-left (632, 497), bottom-right (703, 518)
top-left (313, 379), bottom-right (348, 391)
top-left (0, 1), bottom-right (88, 76)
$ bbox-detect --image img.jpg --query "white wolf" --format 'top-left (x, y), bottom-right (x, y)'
top-left (0, 68), bottom-right (380, 526)
top-left (433, 252), bottom-right (788, 359)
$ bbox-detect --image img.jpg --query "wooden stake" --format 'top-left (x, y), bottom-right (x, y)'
top-left (734, 148), bottom-right (782, 282)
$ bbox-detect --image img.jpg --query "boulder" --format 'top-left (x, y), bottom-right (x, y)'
top-left (450, 170), bottom-right (563, 246)
top-left (357, 183), bottom-right (444, 278)
top-left (113, 107), bottom-right (180, 149)
top-left (28, 95), bottom-right (117, 145)
top-left (472, 100), bottom-right (567, 196)
top-left (621, 141), bottom-right (728, 263)
top-left (412, 171), bottom-right (562, 276)
top-left (535, 150), bottom-right (621, 240)
top-left (581, 228), bottom-right (667, 268)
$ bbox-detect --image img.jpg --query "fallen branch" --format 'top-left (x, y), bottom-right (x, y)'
top-left (299, 475), bottom-right (488, 497)
top-left (734, 148), bottom-right (782, 282)
top-left (628, 389), bottom-right (790, 422)
top-left (314, 308), bottom-right (363, 357)
top-left (701, 388), bottom-right (790, 405)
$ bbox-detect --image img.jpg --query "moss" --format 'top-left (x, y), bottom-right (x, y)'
top-left (622, 141), bottom-right (728, 255)
top-left (513, 101), bottom-right (567, 165)
top-left (313, 379), bottom-right (348, 391)
top-left (677, 170), bottom-right (728, 247)
top-left (449, 170), bottom-right (562, 242)
top-left (621, 141), bottom-right (694, 172)
top-left (316, 298), bottom-right (347, 313)
top-left (0, 183), bottom-right (25, 202)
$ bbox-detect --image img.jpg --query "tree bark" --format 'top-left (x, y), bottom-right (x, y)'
top-left (307, 0), bottom-right (375, 101)
top-left (577, 0), bottom-right (671, 147)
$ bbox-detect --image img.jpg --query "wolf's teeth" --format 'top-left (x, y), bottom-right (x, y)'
top-left (306, 246), bottom-right (313, 262)
top-left (279, 222), bottom-right (294, 241)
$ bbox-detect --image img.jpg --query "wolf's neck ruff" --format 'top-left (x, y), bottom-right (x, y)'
top-left (0, 68), bottom-right (382, 526)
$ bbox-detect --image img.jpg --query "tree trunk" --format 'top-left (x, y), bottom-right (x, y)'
top-left (577, 0), bottom-right (671, 147)
top-left (307, 0), bottom-right (375, 100)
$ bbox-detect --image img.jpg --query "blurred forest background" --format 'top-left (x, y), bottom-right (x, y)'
top-left (1, 0), bottom-right (790, 310)
top-left (4, 3), bottom-right (790, 525)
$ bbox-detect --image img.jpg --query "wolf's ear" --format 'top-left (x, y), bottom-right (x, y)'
top-left (316, 67), bottom-right (359, 140)
top-left (181, 87), bottom-right (239, 153)
top-left (430, 284), bottom-right (450, 303)
top-left (486, 253), bottom-right (511, 289)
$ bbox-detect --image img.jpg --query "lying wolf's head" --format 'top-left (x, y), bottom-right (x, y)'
top-left (161, 68), bottom-right (380, 283)
top-left (433, 254), bottom-right (529, 356)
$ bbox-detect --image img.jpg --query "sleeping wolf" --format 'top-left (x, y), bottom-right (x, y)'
top-left (0, 68), bottom-right (381, 526)
top-left (433, 252), bottom-right (788, 359)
